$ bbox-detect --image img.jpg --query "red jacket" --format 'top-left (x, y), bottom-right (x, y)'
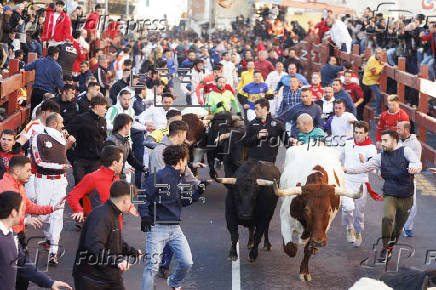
top-left (196, 74), bottom-right (233, 104)
top-left (105, 21), bottom-right (120, 40)
top-left (72, 40), bottom-right (87, 73)
top-left (315, 20), bottom-right (330, 40)
top-left (0, 173), bottom-right (53, 232)
top-left (421, 33), bottom-right (436, 58)
top-left (343, 82), bottom-right (364, 103)
top-left (66, 166), bottom-right (119, 216)
top-left (42, 7), bottom-right (72, 43)
top-left (311, 84), bottom-right (324, 101)
top-left (376, 109), bottom-right (409, 141)
top-left (83, 12), bottom-right (100, 40)
top-left (255, 59), bottom-right (275, 80)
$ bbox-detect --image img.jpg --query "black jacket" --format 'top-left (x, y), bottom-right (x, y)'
top-left (8, 11), bottom-right (23, 33)
top-left (69, 110), bottom-right (107, 160)
top-left (94, 65), bottom-right (109, 96)
top-left (53, 95), bottom-right (79, 130)
top-left (73, 200), bottom-right (139, 284)
top-left (76, 93), bottom-right (91, 114)
top-left (243, 113), bottom-right (289, 163)
top-left (109, 79), bottom-right (129, 105)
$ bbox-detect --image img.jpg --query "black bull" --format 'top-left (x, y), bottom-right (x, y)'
top-left (220, 160), bottom-right (280, 262)
top-left (205, 111), bottom-right (247, 179)
top-left (180, 112), bottom-right (245, 179)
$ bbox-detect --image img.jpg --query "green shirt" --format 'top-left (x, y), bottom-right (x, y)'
top-left (297, 127), bottom-right (326, 144)
top-left (207, 90), bottom-right (241, 114)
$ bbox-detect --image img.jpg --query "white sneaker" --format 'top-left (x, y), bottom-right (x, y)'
top-left (353, 233), bottom-right (362, 247)
top-left (167, 277), bottom-right (182, 290)
top-left (347, 228), bottom-right (356, 243)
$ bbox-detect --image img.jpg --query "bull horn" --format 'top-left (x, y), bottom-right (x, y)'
top-left (256, 179), bottom-right (274, 186)
top-left (272, 179), bottom-right (302, 197)
top-left (335, 184), bottom-right (363, 199)
top-left (216, 178), bottom-right (237, 184)
top-left (203, 115), bottom-right (214, 120)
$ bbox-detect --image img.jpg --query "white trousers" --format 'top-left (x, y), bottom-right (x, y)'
top-left (341, 179), bottom-right (368, 234)
top-left (25, 174), bottom-right (36, 203)
top-left (35, 176), bottom-right (68, 255)
top-left (404, 181), bottom-right (417, 231)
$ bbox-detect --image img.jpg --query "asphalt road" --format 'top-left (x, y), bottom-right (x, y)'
top-left (26, 82), bottom-right (436, 289)
top-left (26, 144), bottom-right (436, 290)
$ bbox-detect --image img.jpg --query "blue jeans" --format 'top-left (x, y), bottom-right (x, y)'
top-left (387, 48), bottom-right (397, 66)
top-left (420, 53), bottom-right (435, 79)
top-left (417, 49), bottom-right (424, 68)
top-left (369, 84), bottom-right (382, 116)
top-left (142, 224), bottom-right (193, 289)
top-left (161, 244), bottom-right (173, 268)
top-left (353, 38), bottom-right (366, 54)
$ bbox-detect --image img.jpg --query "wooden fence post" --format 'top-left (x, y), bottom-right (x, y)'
top-left (352, 44), bottom-right (360, 72)
top-left (397, 57), bottom-right (406, 103)
top-left (26, 53), bottom-right (37, 106)
top-left (7, 59), bottom-right (20, 116)
top-left (418, 64), bottom-right (428, 144)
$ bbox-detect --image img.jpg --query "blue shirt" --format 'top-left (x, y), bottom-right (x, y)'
top-left (278, 103), bottom-right (324, 137)
top-left (277, 87), bottom-right (301, 116)
top-left (24, 56), bottom-right (64, 93)
top-left (164, 57), bottom-right (176, 76)
top-left (321, 63), bottom-right (343, 86)
top-left (242, 82), bottom-right (270, 110)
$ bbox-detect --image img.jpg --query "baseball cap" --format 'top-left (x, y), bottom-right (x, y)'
top-left (3, 5), bottom-right (12, 12)
top-left (14, 3), bottom-right (24, 10)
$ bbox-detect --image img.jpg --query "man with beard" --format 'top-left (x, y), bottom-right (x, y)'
top-left (53, 84), bottom-right (79, 129)
top-left (76, 82), bottom-right (100, 114)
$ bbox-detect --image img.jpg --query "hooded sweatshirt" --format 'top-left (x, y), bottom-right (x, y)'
top-left (105, 87), bottom-right (147, 132)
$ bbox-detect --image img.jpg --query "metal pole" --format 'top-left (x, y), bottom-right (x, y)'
top-left (105, 0), bottom-right (108, 15)
top-left (126, 0), bottom-right (129, 19)
top-left (187, 0), bottom-right (192, 30)
top-left (209, 0), bottom-right (214, 39)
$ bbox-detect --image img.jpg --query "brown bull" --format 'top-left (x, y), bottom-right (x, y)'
top-left (276, 166), bottom-right (362, 281)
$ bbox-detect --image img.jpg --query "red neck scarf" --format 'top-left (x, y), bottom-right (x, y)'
top-left (353, 138), bottom-right (373, 148)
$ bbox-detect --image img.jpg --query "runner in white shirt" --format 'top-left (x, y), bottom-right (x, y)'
top-left (138, 93), bottom-right (174, 171)
top-left (339, 121), bottom-right (377, 247)
top-left (220, 52), bottom-right (238, 89)
top-left (329, 99), bottom-right (356, 140)
top-left (17, 100), bottom-right (60, 202)
top-left (327, 14), bottom-right (353, 54)
top-left (265, 61), bottom-right (288, 117)
top-left (181, 60), bottom-right (206, 105)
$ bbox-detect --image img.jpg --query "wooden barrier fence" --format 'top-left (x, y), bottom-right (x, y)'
top-left (0, 53), bottom-right (38, 132)
top-left (0, 38), bottom-right (113, 134)
top-left (295, 40), bottom-right (436, 165)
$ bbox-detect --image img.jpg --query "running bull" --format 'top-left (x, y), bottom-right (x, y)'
top-left (276, 146), bottom-right (362, 281)
top-left (216, 159), bottom-right (280, 262)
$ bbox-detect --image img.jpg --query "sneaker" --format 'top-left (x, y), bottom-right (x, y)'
top-left (378, 247), bottom-right (393, 263)
top-left (346, 228), bottom-right (356, 243)
top-left (167, 277), bottom-right (182, 290)
top-left (48, 253), bottom-right (59, 265)
top-left (158, 266), bottom-right (171, 279)
top-left (353, 233), bottom-right (362, 247)
top-left (403, 229), bottom-right (414, 237)
top-left (38, 240), bottom-right (51, 250)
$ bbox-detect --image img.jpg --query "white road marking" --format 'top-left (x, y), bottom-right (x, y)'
top-left (232, 241), bottom-right (241, 290)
